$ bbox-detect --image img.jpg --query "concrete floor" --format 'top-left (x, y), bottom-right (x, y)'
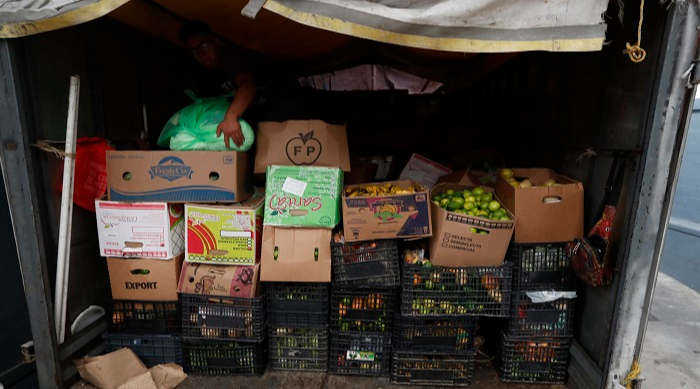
top-left (72, 361), bottom-right (565, 389)
top-left (640, 273), bottom-right (700, 389)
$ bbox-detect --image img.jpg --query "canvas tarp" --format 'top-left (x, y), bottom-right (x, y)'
top-left (0, 0), bottom-right (609, 54)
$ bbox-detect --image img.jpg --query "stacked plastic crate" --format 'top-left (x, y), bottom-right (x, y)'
top-left (179, 292), bottom-right (267, 376)
top-left (104, 300), bottom-right (182, 367)
top-left (394, 260), bottom-right (514, 386)
top-left (266, 282), bottom-right (330, 371)
top-left (328, 239), bottom-right (400, 376)
top-left (495, 243), bottom-right (576, 384)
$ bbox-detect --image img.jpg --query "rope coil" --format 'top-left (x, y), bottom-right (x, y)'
top-left (623, 360), bottom-right (641, 389)
top-left (625, 0), bottom-right (646, 63)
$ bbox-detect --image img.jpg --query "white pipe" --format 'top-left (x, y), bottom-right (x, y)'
top-left (54, 76), bottom-right (80, 344)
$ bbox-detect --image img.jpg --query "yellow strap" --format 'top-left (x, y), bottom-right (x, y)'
top-left (626, 0), bottom-right (646, 63)
top-left (622, 360), bottom-right (641, 389)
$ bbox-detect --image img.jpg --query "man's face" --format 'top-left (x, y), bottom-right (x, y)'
top-left (186, 35), bottom-right (220, 69)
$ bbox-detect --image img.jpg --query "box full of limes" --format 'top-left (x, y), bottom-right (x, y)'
top-left (264, 165), bottom-right (343, 228)
top-left (428, 183), bottom-right (515, 268)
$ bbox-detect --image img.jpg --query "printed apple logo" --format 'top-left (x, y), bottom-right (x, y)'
top-left (285, 131), bottom-right (322, 165)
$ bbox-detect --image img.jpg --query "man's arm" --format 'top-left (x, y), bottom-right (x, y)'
top-left (217, 71), bottom-right (257, 148)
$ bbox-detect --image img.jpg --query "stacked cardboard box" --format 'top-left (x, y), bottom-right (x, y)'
top-left (493, 168), bottom-right (583, 384)
top-left (101, 150), bottom-right (268, 376)
top-left (256, 120), bottom-right (351, 372)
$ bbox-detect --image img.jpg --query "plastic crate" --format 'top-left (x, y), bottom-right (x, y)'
top-left (495, 331), bottom-right (571, 384)
top-left (329, 331), bottom-right (391, 376)
top-left (268, 325), bottom-right (329, 371)
top-left (266, 282), bottom-right (329, 315)
top-left (507, 292), bottom-right (575, 337)
top-left (400, 263), bottom-right (513, 317)
top-left (268, 311), bottom-right (329, 328)
top-left (103, 333), bottom-right (182, 367)
top-left (182, 338), bottom-right (267, 376)
top-left (393, 315), bottom-right (478, 352)
top-left (391, 350), bottom-right (476, 386)
top-left (181, 294), bottom-right (266, 342)
top-left (106, 301), bottom-right (180, 334)
top-left (330, 286), bottom-right (397, 333)
top-left (331, 240), bottom-right (400, 286)
top-left (509, 242), bottom-right (574, 291)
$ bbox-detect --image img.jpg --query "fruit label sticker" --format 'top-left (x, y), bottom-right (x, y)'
top-left (282, 177), bottom-right (307, 197)
top-left (346, 350), bottom-right (375, 362)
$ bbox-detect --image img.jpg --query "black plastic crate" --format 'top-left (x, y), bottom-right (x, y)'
top-left (330, 286), bottom-right (397, 333)
top-left (266, 282), bottom-right (329, 315)
top-left (394, 315), bottom-right (478, 351)
top-left (103, 333), bottom-right (182, 367)
top-left (331, 240), bottom-right (400, 286)
top-left (182, 338), bottom-right (267, 376)
top-left (329, 331), bottom-right (391, 376)
top-left (269, 325), bottom-right (329, 371)
top-left (391, 350), bottom-right (476, 386)
top-left (181, 294), bottom-right (266, 342)
top-left (509, 242), bottom-right (574, 291)
top-left (106, 301), bottom-right (180, 334)
top-left (268, 311), bottom-right (329, 328)
top-left (400, 263), bottom-right (513, 317)
top-left (495, 331), bottom-right (571, 384)
top-left (507, 292), bottom-right (575, 337)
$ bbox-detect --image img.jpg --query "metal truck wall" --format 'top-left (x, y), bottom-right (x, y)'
top-left (450, 1), bottom-right (672, 387)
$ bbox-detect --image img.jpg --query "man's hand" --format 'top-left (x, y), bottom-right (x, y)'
top-left (217, 116), bottom-right (244, 149)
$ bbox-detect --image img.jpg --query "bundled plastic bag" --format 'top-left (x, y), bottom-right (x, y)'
top-left (158, 93), bottom-right (254, 151)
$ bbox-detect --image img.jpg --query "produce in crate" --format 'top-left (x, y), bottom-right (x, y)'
top-left (431, 186), bottom-right (510, 225)
top-left (402, 262), bottom-right (513, 316)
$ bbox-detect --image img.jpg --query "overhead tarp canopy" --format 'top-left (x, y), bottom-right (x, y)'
top-left (0, 0), bottom-right (609, 53)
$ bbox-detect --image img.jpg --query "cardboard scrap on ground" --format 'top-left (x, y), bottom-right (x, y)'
top-left (74, 348), bottom-right (186, 389)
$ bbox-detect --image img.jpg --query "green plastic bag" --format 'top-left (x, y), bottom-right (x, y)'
top-left (158, 94), bottom-right (254, 151)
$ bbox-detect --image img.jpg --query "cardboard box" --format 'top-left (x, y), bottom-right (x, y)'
top-left (178, 262), bottom-right (260, 298)
top-left (437, 169), bottom-right (478, 186)
top-left (185, 190), bottom-right (264, 265)
top-left (95, 200), bottom-right (184, 259)
top-left (106, 255), bottom-right (183, 301)
top-left (342, 180), bottom-right (432, 242)
top-left (264, 165), bottom-right (343, 228)
top-left (260, 226), bottom-right (332, 282)
top-left (495, 168), bottom-right (584, 243)
top-left (106, 151), bottom-right (253, 203)
top-left (398, 153), bottom-right (452, 189)
top-left (428, 183), bottom-right (515, 267)
top-left (438, 169), bottom-right (498, 188)
top-left (254, 120), bottom-right (351, 173)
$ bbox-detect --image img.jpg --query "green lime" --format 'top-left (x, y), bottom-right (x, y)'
top-left (466, 196), bottom-right (477, 203)
top-left (480, 202), bottom-right (490, 210)
top-left (447, 201), bottom-right (463, 211)
top-left (500, 216), bottom-right (511, 221)
top-left (464, 202), bottom-right (476, 211)
top-left (478, 210), bottom-right (490, 217)
top-left (482, 192), bottom-right (494, 201)
top-left (454, 191), bottom-right (463, 198)
top-left (472, 187), bottom-right (485, 196)
top-left (469, 228), bottom-right (478, 233)
top-left (488, 201), bottom-right (501, 212)
top-left (440, 198), bottom-right (450, 207)
top-left (432, 200), bottom-right (440, 206)
top-left (446, 189), bottom-right (455, 196)
top-left (463, 190), bottom-right (472, 197)
top-left (493, 209), bottom-right (506, 219)
top-left (432, 195), bottom-right (442, 202)
top-left (456, 209), bottom-right (467, 214)
top-left (479, 231), bottom-right (489, 235)
top-left (452, 197), bottom-right (465, 205)
top-left (474, 195), bottom-right (482, 202)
